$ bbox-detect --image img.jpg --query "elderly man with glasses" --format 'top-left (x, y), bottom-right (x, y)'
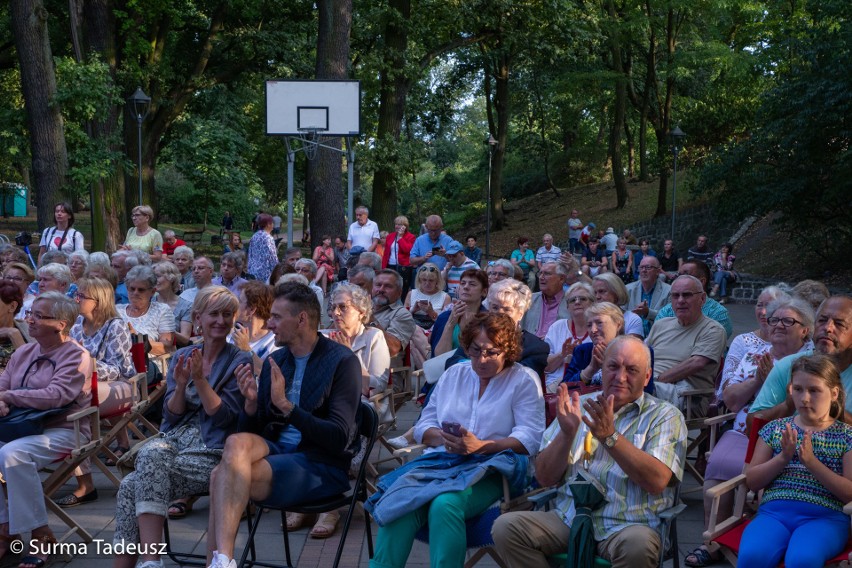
top-left (626, 257), bottom-right (671, 336)
top-left (486, 259), bottom-right (513, 284)
top-left (179, 256), bottom-right (216, 305)
top-left (521, 262), bottom-right (572, 340)
top-left (644, 275), bottom-right (726, 411)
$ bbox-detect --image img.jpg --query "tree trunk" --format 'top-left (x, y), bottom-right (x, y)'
top-left (82, 0), bottom-right (125, 251)
top-left (370, 0), bottom-right (410, 230)
top-left (306, 0), bottom-right (351, 244)
top-left (484, 47), bottom-right (509, 230)
top-left (607, 0), bottom-right (628, 209)
top-left (625, 120), bottom-right (635, 179)
top-left (655, 130), bottom-right (670, 219)
top-left (10, 0), bottom-right (68, 230)
top-left (654, 7), bottom-right (677, 218)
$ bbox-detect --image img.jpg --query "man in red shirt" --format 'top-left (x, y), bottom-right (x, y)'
top-left (162, 230), bottom-right (186, 258)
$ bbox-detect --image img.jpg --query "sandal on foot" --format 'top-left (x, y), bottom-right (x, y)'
top-left (18, 533), bottom-right (56, 568)
top-left (684, 547), bottom-right (721, 567)
top-left (167, 496), bottom-right (198, 520)
top-left (55, 489), bottom-right (98, 509)
top-left (309, 511), bottom-right (339, 539)
top-left (104, 446), bottom-right (129, 467)
top-left (285, 512), bottom-right (311, 531)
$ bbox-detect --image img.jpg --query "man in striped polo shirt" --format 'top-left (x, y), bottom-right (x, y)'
top-left (492, 335), bottom-right (687, 568)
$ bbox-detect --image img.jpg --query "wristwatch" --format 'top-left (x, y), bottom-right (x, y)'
top-left (603, 431), bottom-right (620, 449)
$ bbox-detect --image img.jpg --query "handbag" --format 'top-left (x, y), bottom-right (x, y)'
top-left (0, 356), bottom-right (72, 442)
top-left (115, 345), bottom-right (238, 476)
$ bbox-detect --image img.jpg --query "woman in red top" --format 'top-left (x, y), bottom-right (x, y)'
top-left (311, 235), bottom-right (336, 294)
top-left (381, 215), bottom-right (416, 296)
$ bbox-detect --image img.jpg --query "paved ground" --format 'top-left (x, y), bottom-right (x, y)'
top-left (26, 304), bottom-right (755, 568)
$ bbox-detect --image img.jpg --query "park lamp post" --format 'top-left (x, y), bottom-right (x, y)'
top-left (668, 126), bottom-right (686, 241)
top-left (485, 134), bottom-right (499, 261)
top-left (128, 87), bottom-right (151, 206)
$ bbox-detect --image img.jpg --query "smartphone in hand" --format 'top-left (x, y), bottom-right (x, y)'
top-left (441, 421), bottom-right (462, 437)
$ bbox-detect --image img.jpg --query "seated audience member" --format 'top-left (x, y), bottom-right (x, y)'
top-left (464, 235), bottom-right (483, 267)
top-left (544, 282), bottom-right (595, 391)
top-left (446, 279), bottom-right (549, 378)
top-left (792, 279), bottom-right (830, 311)
top-left (410, 215), bottom-right (453, 271)
top-left (655, 260), bottom-right (733, 338)
top-left (521, 262), bottom-right (570, 340)
top-left (709, 242), bottom-right (737, 303)
top-left (68, 250), bottom-right (89, 284)
top-left (581, 238), bottom-right (608, 276)
top-left (294, 259), bottom-right (325, 306)
top-left (536, 234), bottom-right (562, 270)
top-left (442, 240), bottom-right (479, 299)
top-left (686, 234), bottom-right (713, 267)
top-left (153, 262), bottom-right (193, 347)
top-left (687, 296), bottom-right (813, 567)
top-left (592, 273), bottom-right (644, 337)
top-left (122, 204), bottom-right (164, 263)
top-left (358, 251), bottom-right (383, 272)
top-left (172, 246), bottom-right (196, 292)
top-left (432, 269), bottom-right (488, 356)
top-left (269, 262), bottom-right (297, 287)
top-left (610, 238), bottom-right (634, 284)
top-left (405, 265), bottom-right (451, 330)
top-left (312, 235), bottom-right (337, 294)
top-left (368, 312), bottom-right (544, 568)
top-left (3, 262), bottom-right (35, 323)
top-left (562, 302), bottom-right (644, 388)
top-left (222, 232), bottom-right (243, 254)
top-left (621, 228), bottom-right (637, 246)
top-left (645, 275), bottom-right (727, 410)
top-left (118, 265), bottom-right (176, 356)
top-left (26, 264), bottom-right (75, 319)
top-left (0, 293), bottom-right (93, 568)
top-left (738, 355), bottom-right (852, 568)
top-left (85, 262), bottom-right (118, 291)
top-left (111, 250), bottom-right (132, 304)
top-left (203, 283), bottom-right (361, 568)
top-left (659, 239), bottom-right (682, 282)
top-left (180, 256), bottom-right (216, 305)
top-left (333, 236), bottom-right (350, 279)
top-left (749, 295), bottom-right (852, 422)
top-left (213, 252), bottom-right (248, 295)
top-left (228, 280), bottom-right (278, 374)
top-left (0, 281), bottom-right (30, 365)
top-left (486, 259), bottom-right (513, 285)
top-left (162, 230), bottom-right (186, 258)
top-left (510, 237), bottom-right (536, 290)
top-left (246, 213), bottom-right (278, 284)
top-left (631, 238), bottom-right (655, 280)
top-left (600, 227), bottom-right (619, 255)
top-left (720, 287), bottom-right (790, 392)
top-left (112, 287), bottom-right (250, 568)
top-left (59, 277), bottom-right (138, 507)
top-left (345, 264), bottom-right (375, 296)
top-left (284, 247), bottom-right (302, 268)
top-left (626, 256), bottom-right (671, 336)
top-left (370, 270), bottom-right (417, 359)
top-left (492, 335), bottom-right (686, 568)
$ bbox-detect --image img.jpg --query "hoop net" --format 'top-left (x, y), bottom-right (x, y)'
top-left (298, 128), bottom-right (324, 160)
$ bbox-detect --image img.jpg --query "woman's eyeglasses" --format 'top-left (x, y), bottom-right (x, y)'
top-left (74, 293), bottom-right (97, 302)
top-left (767, 316), bottom-right (803, 328)
top-left (467, 343), bottom-right (503, 359)
top-left (567, 296), bottom-right (593, 304)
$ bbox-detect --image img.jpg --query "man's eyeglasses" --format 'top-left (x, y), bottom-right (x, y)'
top-left (467, 343), bottom-right (502, 359)
top-left (638, 266), bottom-right (659, 272)
top-left (671, 292), bottom-right (700, 300)
top-left (767, 316), bottom-right (803, 328)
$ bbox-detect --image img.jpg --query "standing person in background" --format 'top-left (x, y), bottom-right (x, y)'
top-left (347, 206), bottom-right (380, 252)
top-left (271, 213), bottom-right (282, 238)
top-left (246, 213), bottom-right (278, 284)
top-left (382, 216), bottom-right (416, 299)
top-left (38, 202), bottom-right (85, 264)
top-left (121, 205), bottom-right (164, 263)
top-left (566, 209), bottom-right (583, 254)
top-left (464, 236), bottom-right (483, 267)
top-left (221, 211), bottom-right (234, 232)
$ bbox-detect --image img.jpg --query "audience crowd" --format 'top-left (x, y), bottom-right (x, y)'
top-left (0, 202), bottom-right (849, 568)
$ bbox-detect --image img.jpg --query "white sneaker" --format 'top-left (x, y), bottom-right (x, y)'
top-left (136, 561), bottom-right (164, 568)
top-left (208, 552), bottom-right (237, 568)
top-left (387, 435), bottom-right (409, 450)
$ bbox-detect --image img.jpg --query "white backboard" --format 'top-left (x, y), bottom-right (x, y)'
top-left (266, 80), bottom-right (361, 136)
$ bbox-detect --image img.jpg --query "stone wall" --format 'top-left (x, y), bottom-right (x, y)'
top-left (626, 203), bottom-right (742, 251)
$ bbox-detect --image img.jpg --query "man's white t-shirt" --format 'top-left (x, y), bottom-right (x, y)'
top-left (348, 220), bottom-right (380, 250)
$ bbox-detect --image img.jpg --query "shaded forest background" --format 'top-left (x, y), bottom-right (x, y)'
top-left (0, 0), bottom-right (848, 265)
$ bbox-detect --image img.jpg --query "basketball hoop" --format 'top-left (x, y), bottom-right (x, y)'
top-left (298, 127), bottom-right (323, 160)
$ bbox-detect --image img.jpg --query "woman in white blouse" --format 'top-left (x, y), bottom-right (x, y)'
top-left (544, 282), bottom-right (595, 391)
top-left (37, 202), bottom-right (85, 264)
top-left (371, 311), bottom-right (544, 568)
top-left (117, 265), bottom-right (175, 355)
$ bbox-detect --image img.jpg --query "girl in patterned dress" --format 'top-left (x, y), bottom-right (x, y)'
top-left (738, 354), bottom-right (852, 568)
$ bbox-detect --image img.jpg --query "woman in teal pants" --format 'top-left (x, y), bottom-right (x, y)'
top-left (369, 312), bottom-right (545, 568)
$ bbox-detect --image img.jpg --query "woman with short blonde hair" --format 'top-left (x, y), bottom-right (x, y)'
top-left (122, 204), bottom-right (164, 262)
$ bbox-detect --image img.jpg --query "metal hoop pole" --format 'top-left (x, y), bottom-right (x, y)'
top-left (285, 138), bottom-right (296, 247)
